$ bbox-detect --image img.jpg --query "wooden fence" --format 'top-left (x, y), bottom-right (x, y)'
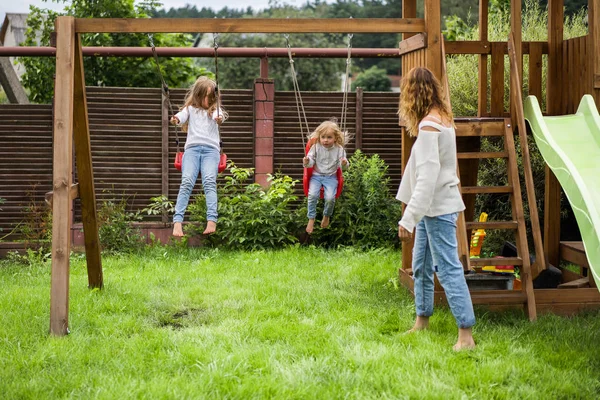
top-left (0, 87), bottom-right (401, 238)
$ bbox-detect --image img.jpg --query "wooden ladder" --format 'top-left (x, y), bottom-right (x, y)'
top-left (455, 118), bottom-right (537, 321)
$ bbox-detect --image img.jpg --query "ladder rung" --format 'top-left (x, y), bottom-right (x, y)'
top-left (455, 120), bottom-right (505, 137)
top-left (457, 151), bottom-right (508, 159)
top-left (466, 221), bottom-right (518, 230)
top-left (461, 186), bottom-right (513, 194)
top-left (470, 257), bottom-right (523, 266)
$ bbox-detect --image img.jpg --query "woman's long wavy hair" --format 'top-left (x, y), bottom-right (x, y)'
top-left (181, 76), bottom-right (228, 131)
top-left (398, 67), bottom-right (453, 137)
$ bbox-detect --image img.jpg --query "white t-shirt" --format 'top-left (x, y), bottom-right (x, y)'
top-left (396, 119), bottom-right (465, 233)
top-left (175, 106), bottom-right (223, 151)
top-left (305, 143), bottom-right (347, 176)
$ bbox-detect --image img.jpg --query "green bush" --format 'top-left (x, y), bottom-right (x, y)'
top-left (18, 184), bottom-right (52, 251)
top-left (187, 162), bottom-right (302, 250)
top-left (97, 191), bottom-right (144, 253)
top-left (185, 153), bottom-right (400, 250)
top-left (311, 150), bottom-right (401, 249)
top-left (351, 66), bottom-right (392, 92)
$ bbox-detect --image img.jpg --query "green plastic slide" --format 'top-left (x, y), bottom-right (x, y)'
top-left (524, 95), bottom-right (600, 287)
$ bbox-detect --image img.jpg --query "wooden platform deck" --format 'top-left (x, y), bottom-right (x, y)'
top-left (399, 242), bottom-right (600, 316)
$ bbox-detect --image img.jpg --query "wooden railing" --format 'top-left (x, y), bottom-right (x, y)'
top-left (400, 33), bottom-right (427, 75)
top-left (445, 40), bottom-right (549, 117)
top-left (398, 38), bottom-right (553, 117)
top-left (561, 36), bottom-right (590, 114)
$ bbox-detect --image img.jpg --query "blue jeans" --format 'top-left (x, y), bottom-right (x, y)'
top-left (307, 174), bottom-right (338, 219)
top-left (173, 145), bottom-right (219, 223)
top-left (412, 213), bottom-right (475, 328)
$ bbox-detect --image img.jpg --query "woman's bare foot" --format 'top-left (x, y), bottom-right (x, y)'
top-left (321, 216), bottom-right (330, 228)
top-left (404, 316), bottom-right (429, 334)
top-left (306, 219), bottom-right (315, 234)
top-left (172, 222), bottom-right (184, 237)
top-left (203, 221), bottom-right (217, 235)
top-left (453, 327), bottom-right (476, 351)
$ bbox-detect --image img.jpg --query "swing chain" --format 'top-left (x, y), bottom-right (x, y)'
top-left (212, 32), bottom-right (222, 121)
top-left (340, 31), bottom-right (353, 135)
top-left (147, 34), bottom-right (180, 150)
top-left (285, 33), bottom-right (309, 150)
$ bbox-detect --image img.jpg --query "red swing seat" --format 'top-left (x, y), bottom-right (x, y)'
top-left (174, 151), bottom-right (227, 173)
top-left (302, 138), bottom-right (343, 199)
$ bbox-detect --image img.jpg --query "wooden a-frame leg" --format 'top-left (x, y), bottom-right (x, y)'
top-left (73, 33), bottom-right (103, 289)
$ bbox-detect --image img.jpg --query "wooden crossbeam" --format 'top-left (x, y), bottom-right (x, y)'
top-left (74, 18), bottom-right (425, 34)
top-left (454, 120), bottom-right (505, 136)
top-left (457, 151), bottom-right (507, 159)
top-left (399, 33), bottom-right (427, 55)
top-left (466, 221), bottom-right (518, 230)
top-left (470, 257), bottom-right (523, 267)
top-left (461, 185), bottom-right (513, 194)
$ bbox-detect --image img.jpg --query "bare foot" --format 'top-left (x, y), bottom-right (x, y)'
top-left (172, 222), bottom-right (184, 237)
top-left (404, 316), bottom-right (429, 334)
top-left (453, 339), bottom-right (476, 351)
top-left (203, 221), bottom-right (217, 235)
top-left (453, 328), bottom-right (476, 351)
top-left (306, 219), bottom-right (315, 234)
top-left (321, 216), bottom-right (330, 228)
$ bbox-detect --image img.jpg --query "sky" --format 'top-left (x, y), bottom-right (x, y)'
top-left (0, 0), bottom-right (294, 21)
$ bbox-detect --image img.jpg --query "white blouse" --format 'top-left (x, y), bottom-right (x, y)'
top-left (396, 118), bottom-right (465, 233)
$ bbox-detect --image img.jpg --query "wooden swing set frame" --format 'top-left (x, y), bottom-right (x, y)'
top-left (50, 0), bottom-right (600, 335)
top-left (50, 11), bottom-right (445, 336)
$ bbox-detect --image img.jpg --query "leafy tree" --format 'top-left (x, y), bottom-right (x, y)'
top-left (19, 0), bottom-right (205, 103)
top-left (351, 66), bottom-right (391, 91)
top-left (197, 4), bottom-right (345, 91)
top-left (325, 0), bottom-right (402, 75)
top-left (152, 4), bottom-right (253, 18)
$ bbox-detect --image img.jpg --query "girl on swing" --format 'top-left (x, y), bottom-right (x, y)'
top-left (302, 119), bottom-right (349, 234)
top-left (170, 76), bottom-right (227, 236)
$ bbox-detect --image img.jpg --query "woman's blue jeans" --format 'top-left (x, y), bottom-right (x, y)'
top-left (412, 213), bottom-right (475, 328)
top-left (307, 174), bottom-right (338, 219)
top-left (173, 145), bottom-right (219, 223)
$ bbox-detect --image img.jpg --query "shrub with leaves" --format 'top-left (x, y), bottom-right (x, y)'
top-left (17, 184), bottom-right (52, 251)
top-left (351, 66), bottom-right (392, 92)
top-left (187, 162), bottom-right (302, 250)
top-left (97, 191), bottom-right (144, 253)
top-left (311, 150), bottom-right (401, 249)
top-left (20, 0), bottom-right (203, 104)
top-left (141, 195), bottom-right (175, 220)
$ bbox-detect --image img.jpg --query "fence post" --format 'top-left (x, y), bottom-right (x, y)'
top-left (161, 91), bottom-right (169, 224)
top-left (355, 87), bottom-right (363, 150)
top-left (260, 56), bottom-right (269, 79)
top-left (254, 78), bottom-right (274, 187)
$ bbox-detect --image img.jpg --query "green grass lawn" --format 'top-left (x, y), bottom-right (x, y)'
top-left (1, 246), bottom-right (599, 399)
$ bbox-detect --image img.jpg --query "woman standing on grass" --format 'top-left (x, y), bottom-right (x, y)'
top-left (396, 67), bottom-right (476, 351)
